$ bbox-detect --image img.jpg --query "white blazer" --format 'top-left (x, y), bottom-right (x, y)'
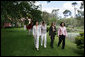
top-left (33, 25), bottom-right (41, 36)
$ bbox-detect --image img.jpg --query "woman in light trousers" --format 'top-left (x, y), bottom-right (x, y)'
top-left (41, 21), bottom-right (47, 48)
top-left (33, 21), bottom-right (41, 51)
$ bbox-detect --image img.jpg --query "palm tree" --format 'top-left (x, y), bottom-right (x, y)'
top-left (72, 2), bottom-right (77, 18)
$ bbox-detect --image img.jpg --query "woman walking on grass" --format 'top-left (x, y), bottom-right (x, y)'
top-left (57, 22), bottom-right (67, 49)
top-left (49, 22), bottom-right (56, 48)
top-left (41, 21), bottom-right (47, 48)
top-left (33, 21), bottom-right (41, 51)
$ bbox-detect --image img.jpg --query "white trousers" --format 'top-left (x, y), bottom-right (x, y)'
top-left (34, 35), bottom-right (39, 49)
top-left (41, 33), bottom-right (47, 48)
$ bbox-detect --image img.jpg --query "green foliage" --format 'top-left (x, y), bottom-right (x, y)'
top-left (47, 26), bottom-right (50, 32)
top-left (63, 10), bottom-right (71, 18)
top-left (80, 32), bottom-right (84, 36)
top-left (1, 1), bottom-right (42, 27)
top-left (67, 28), bottom-right (71, 32)
top-left (42, 11), bottom-right (49, 25)
top-left (31, 9), bottom-right (42, 22)
top-left (75, 32), bottom-right (84, 49)
top-left (24, 19), bottom-right (29, 25)
top-left (48, 17), bottom-right (56, 25)
top-left (72, 2), bottom-right (77, 6)
top-left (57, 17), bottom-right (84, 27)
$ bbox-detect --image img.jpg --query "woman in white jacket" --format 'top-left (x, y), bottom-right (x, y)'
top-left (33, 21), bottom-right (41, 51)
top-left (41, 21), bottom-right (47, 48)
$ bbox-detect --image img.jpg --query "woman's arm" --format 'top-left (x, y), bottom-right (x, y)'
top-left (33, 26), bottom-right (35, 36)
top-left (39, 25), bottom-right (41, 36)
top-left (54, 26), bottom-right (56, 32)
top-left (58, 27), bottom-right (60, 37)
top-left (45, 24), bottom-right (47, 30)
top-left (65, 27), bottom-right (67, 37)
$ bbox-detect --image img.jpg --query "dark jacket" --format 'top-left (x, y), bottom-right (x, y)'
top-left (49, 26), bottom-right (56, 37)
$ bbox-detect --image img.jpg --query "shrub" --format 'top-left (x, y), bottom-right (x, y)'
top-left (47, 26), bottom-right (49, 32)
top-left (75, 32), bottom-right (84, 49)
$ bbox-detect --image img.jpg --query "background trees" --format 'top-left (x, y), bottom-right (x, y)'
top-left (63, 10), bottom-right (71, 18)
top-left (75, 32), bottom-right (84, 49)
top-left (41, 11), bottom-right (49, 25)
top-left (1, 1), bottom-right (84, 28)
top-left (1, 1), bottom-right (42, 27)
top-left (72, 2), bottom-right (77, 18)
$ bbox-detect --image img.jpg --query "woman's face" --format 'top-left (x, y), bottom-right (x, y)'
top-left (53, 22), bottom-right (55, 26)
top-left (36, 22), bottom-right (38, 25)
top-left (42, 23), bottom-right (45, 26)
top-left (62, 23), bottom-right (64, 26)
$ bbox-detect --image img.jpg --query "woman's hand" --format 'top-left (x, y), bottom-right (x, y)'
top-left (53, 29), bottom-right (55, 31)
top-left (49, 35), bottom-right (51, 37)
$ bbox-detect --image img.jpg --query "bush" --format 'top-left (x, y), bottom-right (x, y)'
top-left (67, 28), bottom-right (71, 32)
top-left (47, 26), bottom-right (49, 32)
top-left (75, 32), bottom-right (84, 49)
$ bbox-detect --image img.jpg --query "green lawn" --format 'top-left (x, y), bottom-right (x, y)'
top-left (1, 28), bottom-right (84, 56)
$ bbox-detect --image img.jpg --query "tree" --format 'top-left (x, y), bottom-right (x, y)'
top-left (1, 1), bottom-right (42, 27)
top-left (47, 1), bottom-right (51, 3)
top-left (72, 2), bottom-right (77, 18)
top-left (52, 9), bottom-right (59, 19)
top-left (80, 1), bottom-right (84, 11)
top-left (75, 32), bottom-right (84, 49)
top-left (42, 11), bottom-right (49, 25)
top-left (77, 1), bottom-right (84, 18)
top-left (76, 1), bottom-right (84, 26)
top-left (63, 10), bottom-right (71, 18)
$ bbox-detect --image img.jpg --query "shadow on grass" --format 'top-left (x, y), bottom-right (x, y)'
top-left (68, 46), bottom-right (84, 56)
top-left (72, 48), bottom-right (84, 56)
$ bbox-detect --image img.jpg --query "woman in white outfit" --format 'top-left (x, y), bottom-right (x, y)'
top-left (33, 21), bottom-right (41, 51)
top-left (41, 21), bottom-right (47, 48)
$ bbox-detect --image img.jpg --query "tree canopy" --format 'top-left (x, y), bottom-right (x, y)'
top-left (1, 1), bottom-right (42, 27)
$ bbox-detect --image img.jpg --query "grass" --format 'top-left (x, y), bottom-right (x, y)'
top-left (1, 28), bottom-right (84, 56)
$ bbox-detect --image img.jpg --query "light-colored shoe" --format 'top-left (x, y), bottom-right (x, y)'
top-left (37, 48), bottom-right (39, 51)
top-left (44, 46), bottom-right (46, 48)
top-left (41, 44), bottom-right (43, 46)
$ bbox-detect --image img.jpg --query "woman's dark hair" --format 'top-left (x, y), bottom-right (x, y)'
top-left (33, 20), bottom-right (38, 25)
top-left (35, 20), bottom-right (38, 22)
top-left (42, 21), bottom-right (45, 24)
top-left (51, 22), bottom-right (54, 26)
top-left (60, 22), bottom-right (65, 26)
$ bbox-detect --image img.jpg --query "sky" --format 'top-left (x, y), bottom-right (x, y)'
top-left (34, 1), bottom-right (83, 18)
